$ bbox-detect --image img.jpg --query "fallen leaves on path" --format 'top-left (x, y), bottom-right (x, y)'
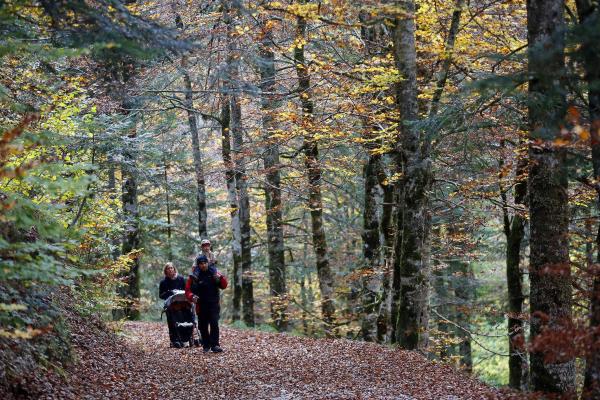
top-left (23, 318), bottom-right (511, 400)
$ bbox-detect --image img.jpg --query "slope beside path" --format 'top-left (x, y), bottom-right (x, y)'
top-left (17, 319), bottom-right (508, 400)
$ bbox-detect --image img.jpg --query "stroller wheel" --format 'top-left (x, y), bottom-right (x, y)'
top-left (189, 339), bottom-right (194, 348)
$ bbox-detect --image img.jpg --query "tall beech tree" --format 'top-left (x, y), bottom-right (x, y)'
top-left (527, 0), bottom-right (575, 393)
top-left (174, 12), bottom-right (209, 240)
top-left (224, 0), bottom-right (254, 326)
top-left (575, 2), bottom-right (600, 398)
top-left (259, 13), bottom-right (288, 331)
top-left (294, 1), bottom-right (336, 332)
top-left (391, 0), bottom-right (432, 350)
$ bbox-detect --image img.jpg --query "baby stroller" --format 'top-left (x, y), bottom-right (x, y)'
top-left (163, 290), bottom-right (200, 348)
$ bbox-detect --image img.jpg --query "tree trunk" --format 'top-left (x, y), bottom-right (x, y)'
top-left (433, 262), bottom-right (452, 360)
top-left (377, 174), bottom-right (395, 342)
top-left (220, 91), bottom-right (242, 322)
top-left (224, 0), bottom-right (254, 326)
top-left (183, 68), bottom-right (208, 239)
top-left (294, 7), bottom-right (336, 333)
top-left (113, 95), bottom-right (141, 321)
top-left (259, 16), bottom-right (287, 332)
top-left (163, 158), bottom-right (173, 261)
top-left (575, 2), bottom-right (600, 398)
top-left (361, 154), bottom-right (383, 341)
top-left (527, 0), bottom-right (575, 394)
top-left (429, 0), bottom-right (465, 117)
top-left (503, 150), bottom-right (529, 390)
top-left (391, 0), bottom-right (432, 350)
top-left (174, 12), bottom-right (208, 240)
top-left (453, 260), bottom-right (473, 373)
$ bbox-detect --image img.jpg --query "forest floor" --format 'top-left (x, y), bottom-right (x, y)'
top-left (12, 315), bottom-right (516, 400)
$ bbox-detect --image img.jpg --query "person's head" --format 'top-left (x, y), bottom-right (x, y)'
top-left (196, 255), bottom-right (209, 271)
top-left (164, 262), bottom-right (177, 279)
top-left (200, 239), bottom-right (211, 253)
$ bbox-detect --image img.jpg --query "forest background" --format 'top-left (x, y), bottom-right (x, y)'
top-left (1, 0), bottom-right (600, 398)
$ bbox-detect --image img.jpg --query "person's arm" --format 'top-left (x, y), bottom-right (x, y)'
top-left (214, 271), bottom-right (228, 290)
top-left (185, 276), bottom-right (197, 303)
top-left (158, 279), bottom-right (170, 300)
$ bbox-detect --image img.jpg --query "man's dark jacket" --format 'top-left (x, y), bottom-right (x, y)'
top-left (158, 275), bottom-right (185, 300)
top-left (185, 266), bottom-right (227, 304)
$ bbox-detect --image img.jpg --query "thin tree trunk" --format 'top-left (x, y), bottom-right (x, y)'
top-left (501, 147), bottom-right (529, 390)
top-left (434, 262), bottom-right (451, 360)
top-left (220, 91), bottom-right (242, 322)
top-left (114, 101), bottom-right (141, 321)
top-left (259, 16), bottom-right (287, 332)
top-left (294, 6), bottom-right (336, 333)
top-left (391, 0), bottom-right (432, 350)
top-left (527, 0), bottom-right (575, 393)
top-left (576, 2), bottom-right (600, 398)
top-left (174, 12), bottom-right (208, 240)
top-left (377, 172), bottom-right (395, 342)
top-left (429, 0), bottom-right (465, 117)
top-left (361, 154), bottom-right (382, 341)
top-left (224, 0), bottom-right (254, 326)
top-left (358, 9), bottom-right (386, 343)
top-left (163, 158), bottom-right (173, 261)
top-left (183, 68), bottom-right (208, 239)
top-left (453, 260), bottom-right (473, 373)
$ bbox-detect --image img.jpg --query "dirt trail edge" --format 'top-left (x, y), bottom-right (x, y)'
top-left (38, 321), bottom-right (507, 400)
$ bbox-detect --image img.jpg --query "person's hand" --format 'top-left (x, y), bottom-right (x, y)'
top-left (213, 273), bottom-right (221, 284)
top-left (192, 295), bottom-right (199, 304)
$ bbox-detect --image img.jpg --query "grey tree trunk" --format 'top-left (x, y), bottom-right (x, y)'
top-left (259, 16), bottom-right (287, 332)
top-left (576, 2), bottom-right (600, 398)
top-left (163, 158), bottom-right (173, 261)
top-left (361, 154), bottom-right (383, 341)
top-left (377, 173), bottom-right (395, 342)
top-left (294, 8), bottom-right (336, 333)
top-left (429, 0), bottom-right (465, 117)
top-left (527, 0), bottom-right (575, 394)
top-left (183, 68), bottom-right (208, 239)
top-left (220, 91), bottom-right (242, 322)
top-left (174, 12), bottom-right (208, 240)
top-left (358, 9), bottom-right (386, 343)
top-left (224, 0), bottom-right (254, 326)
top-left (391, 0), bottom-right (432, 350)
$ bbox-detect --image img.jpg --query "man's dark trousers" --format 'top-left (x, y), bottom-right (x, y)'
top-left (198, 302), bottom-right (220, 348)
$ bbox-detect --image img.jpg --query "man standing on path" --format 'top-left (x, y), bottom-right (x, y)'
top-left (185, 255), bottom-right (228, 352)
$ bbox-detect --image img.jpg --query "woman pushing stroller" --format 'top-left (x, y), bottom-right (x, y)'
top-left (159, 263), bottom-right (197, 348)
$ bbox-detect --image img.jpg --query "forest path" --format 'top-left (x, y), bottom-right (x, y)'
top-left (49, 321), bottom-right (506, 400)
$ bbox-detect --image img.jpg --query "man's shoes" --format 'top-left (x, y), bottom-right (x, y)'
top-left (173, 341), bottom-right (183, 348)
top-left (211, 346), bottom-right (223, 353)
top-left (194, 339), bottom-right (201, 347)
top-left (203, 346), bottom-right (210, 353)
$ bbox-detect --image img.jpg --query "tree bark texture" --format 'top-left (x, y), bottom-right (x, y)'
top-left (259, 15), bottom-right (288, 332)
top-left (575, 2), bottom-right (600, 398)
top-left (183, 68), bottom-right (208, 240)
top-left (391, 0), bottom-right (432, 350)
top-left (527, 0), bottom-right (575, 393)
top-left (294, 9), bottom-right (336, 333)
top-left (220, 92), bottom-right (242, 322)
top-left (503, 150), bottom-right (529, 390)
top-left (225, 0), bottom-right (254, 326)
